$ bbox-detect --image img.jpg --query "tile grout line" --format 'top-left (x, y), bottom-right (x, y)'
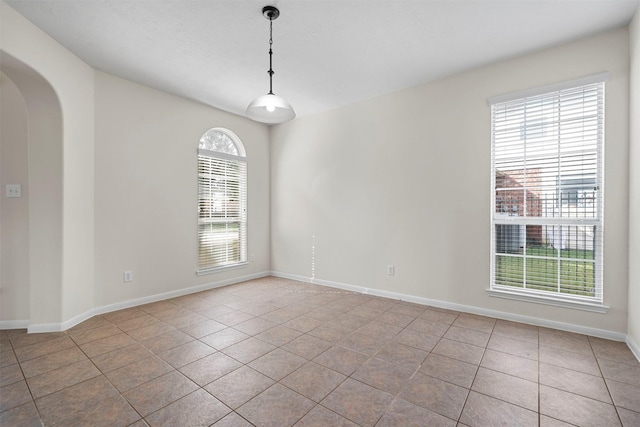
top-left (590, 335), bottom-right (625, 426)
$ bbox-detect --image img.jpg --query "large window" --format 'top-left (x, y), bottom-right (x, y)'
top-left (197, 128), bottom-right (247, 273)
top-left (490, 75), bottom-right (605, 307)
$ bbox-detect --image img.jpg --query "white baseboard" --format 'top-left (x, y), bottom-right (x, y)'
top-left (16, 270), bottom-right (640, 362)
top-left (0, 319), bottom-right (30, 330)
top-left (627, 335), bottom-right (640, 363)
top-left (26, 271), bottom-right (271, 333)
top-left (271, 271), bottom-right (628, 343)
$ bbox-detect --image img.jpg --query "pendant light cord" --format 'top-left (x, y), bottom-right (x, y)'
top-left (268, 18), bottom-right (274, 95)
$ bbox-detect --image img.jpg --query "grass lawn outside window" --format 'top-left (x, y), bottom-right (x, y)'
top-left (495, 246), bottom-right (595, 297)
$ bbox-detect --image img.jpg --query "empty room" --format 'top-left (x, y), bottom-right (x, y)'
top-left (1, 0), bottom-right (640, 425)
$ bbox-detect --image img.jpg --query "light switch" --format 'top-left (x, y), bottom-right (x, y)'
top-left (6, 184), bottom-right (21, 198)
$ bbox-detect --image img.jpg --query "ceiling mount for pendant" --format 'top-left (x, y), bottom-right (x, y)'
top-left (262, 5), bottom-right (279, 20)
top-left (245, 5), bottom-right (296, 124)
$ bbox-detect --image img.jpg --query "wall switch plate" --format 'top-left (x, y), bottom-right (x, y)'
top-left (250, 254), bottom-right (255, 262)
top-left (6, 184), bottom-right (21, 198)
top-left (123, 271), bottom-right (133, 282)
top-left (387, 265), bottom-right (395, 275)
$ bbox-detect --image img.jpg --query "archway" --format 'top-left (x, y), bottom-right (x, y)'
top-left (0, 51), bottom-right (64, 328)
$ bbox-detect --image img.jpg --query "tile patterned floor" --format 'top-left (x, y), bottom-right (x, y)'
top-left (1, 276), bottom-right (640, 426)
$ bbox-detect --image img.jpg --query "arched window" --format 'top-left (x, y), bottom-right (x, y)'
top-left (197, 128), bottom-right (247, 272)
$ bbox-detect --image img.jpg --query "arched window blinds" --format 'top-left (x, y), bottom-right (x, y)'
top-left (197, 128), bottom-right (247, 272)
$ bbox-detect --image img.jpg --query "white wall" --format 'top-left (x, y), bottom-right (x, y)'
top-left (271, 28), bottom-right (630, 335)
top-left (1, 6), bottom-right (66, 327)
top-left (0, 72), bottom-right (29, 323)
top-left (628, 9), bottom-right (640, 354)
top-left (94, 72), bottom-right (271, 308)
top-left (1, 1), bottom-right (271, 329)
top-left (1, 1), bottom-right (94, 327)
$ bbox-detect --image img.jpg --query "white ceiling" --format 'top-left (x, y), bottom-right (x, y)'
top-left (5, 0), bottom-right (639, 120)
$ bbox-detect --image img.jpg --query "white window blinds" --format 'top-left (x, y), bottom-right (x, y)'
top-left (197, 129), bottom-right (247, 272)
top-left (490, 78), bottom-right (605, 303)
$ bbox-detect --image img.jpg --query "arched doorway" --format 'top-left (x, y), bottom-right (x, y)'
top-left (0, 51), bottom-right (64, 328)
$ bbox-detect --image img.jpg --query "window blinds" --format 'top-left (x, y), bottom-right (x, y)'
top-left (198, 151), bottom-right (247, 270)
top-left (490, 79), bottom-right (604, 302)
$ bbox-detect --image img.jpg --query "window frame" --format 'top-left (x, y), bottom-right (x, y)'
top-left (196, 128), bottom-right (248, 275)
top-left (488, 74), bottom-right (608, 312)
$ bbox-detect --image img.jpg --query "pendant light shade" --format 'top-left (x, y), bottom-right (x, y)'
top-left (246, 6), bottom-right (296, 124)
top-left (246, 93), bottom-right (295, 124)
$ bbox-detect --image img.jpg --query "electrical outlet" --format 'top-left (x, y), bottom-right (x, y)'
top-left (6, 184), bottom-right (21, 198)
top-left (387, 265), bottom-right (395, 275)
top-left (123, 271), bottom-right (133, 282)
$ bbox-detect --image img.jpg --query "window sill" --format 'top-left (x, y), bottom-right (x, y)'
top-left (197, 262), bottom-right (248, 276)
top-left (487, 287), bottom-right (608, 313)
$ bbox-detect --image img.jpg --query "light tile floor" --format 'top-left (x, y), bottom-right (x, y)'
top-left (1, 276), bottom-right (639, 426)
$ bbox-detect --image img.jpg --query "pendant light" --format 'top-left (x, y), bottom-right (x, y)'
top-left (246, 6), bottom-right (296, 124)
